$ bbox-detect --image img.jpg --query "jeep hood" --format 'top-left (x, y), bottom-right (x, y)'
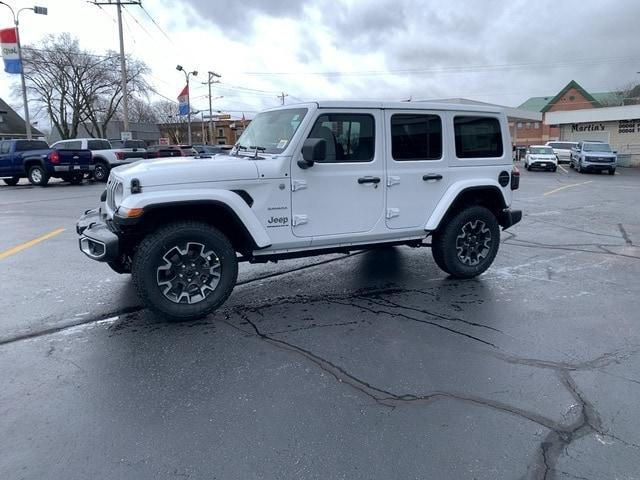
top-left (111, 155), bottom-right (259, 186)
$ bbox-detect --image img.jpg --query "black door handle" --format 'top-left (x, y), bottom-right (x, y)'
top-left (423, 174), bottom-right (443, 181)
top-left (358, 176), bottom-right (381, 184)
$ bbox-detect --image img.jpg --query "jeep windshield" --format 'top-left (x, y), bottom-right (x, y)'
top-left (583, 143), bottom-right (612, 152)
top-left (235, 108), bottom-right (308, 155)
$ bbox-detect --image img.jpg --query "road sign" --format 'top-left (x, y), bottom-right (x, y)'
top-left (158, 137), bottom-right (170, 145)
top-left (120, 131), bottom-right (132, 141)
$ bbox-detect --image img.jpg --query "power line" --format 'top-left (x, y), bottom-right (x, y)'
top-left (139, 4), bottom-right (173, 44)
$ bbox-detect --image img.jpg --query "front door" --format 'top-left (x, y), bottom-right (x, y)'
top-left (0, 141), bottom-right (12, 176)
top-left (291, 110), bottom-right (384, 238)
top-left (384, 110), bottom-right (449, 229)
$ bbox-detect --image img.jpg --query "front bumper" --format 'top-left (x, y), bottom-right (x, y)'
top-left (501, 208), bottom-right (522, 230)
top-left (529, 159), bottom-right (557, 168)
top-left (582, 159), bottom-right (616, 170)
top-left (76, 208), bottom-right (120, 262)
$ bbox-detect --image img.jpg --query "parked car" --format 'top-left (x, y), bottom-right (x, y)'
top-left (51, 138), bottom-right (146, 182)
top-left (0, 139), bottom-right (92, 186)
top-left (77, 100), bottom-right (521, 320)
top-left (524, 145), bottom-right (558, 171)
top-left (545, 141), bottom-right (578, 163)
top-left (569, 141), bottom-right (617, 174)
top-left (109, 139), bottom-right (148, 158)
top-left (192, 144), bottom-right (233, 155)
top-left (145, 144), bottom-right (198, 158)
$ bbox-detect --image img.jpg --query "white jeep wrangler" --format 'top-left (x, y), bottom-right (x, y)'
top-left (77, 101), bottom-right (521, 320)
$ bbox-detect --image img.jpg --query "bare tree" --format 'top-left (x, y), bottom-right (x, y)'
top-left (127, 97), bottom-right (158, 124)
top-left (601, 81), bottom-right (640, 107)
top-left (21, 33), bottom-right (150, 139)
top-left (21, 34), bottom-right (87, 139)
top-left (153, 100), bottom-right (183, 143)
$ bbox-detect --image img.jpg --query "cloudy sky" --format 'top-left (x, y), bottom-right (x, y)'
top-left (1, 0), bottom-right (639, 125)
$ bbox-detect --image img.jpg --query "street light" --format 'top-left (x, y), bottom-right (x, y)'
top-left (176, 64), bottom-right (198, 144)
top-left (0, 2), bottom-right (48, 139)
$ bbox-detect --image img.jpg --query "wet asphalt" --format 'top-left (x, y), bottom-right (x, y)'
top-left (1, 166), bottom-right (640, 480)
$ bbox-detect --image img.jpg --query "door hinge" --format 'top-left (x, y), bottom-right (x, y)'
top-left (291, 179), bottom-right (307, 192)
top-left (387, 176), bottom-right (401, 187)
top-left (292, 214), bottom-right (308, 226)
top-left (386, 208), bottom-right (400, 219)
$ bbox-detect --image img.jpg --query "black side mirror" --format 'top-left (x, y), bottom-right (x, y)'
top-left (298, 138), bottom-right (326, 169)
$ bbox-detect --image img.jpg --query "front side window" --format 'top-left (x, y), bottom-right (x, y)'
top-left (236, 108), bottom-right (308, 154)
top-left (308, 113), bottom-right (375, 163)
top-left (454, 116), bottom-right (503, 158)
top-left (391, 114), bottom-right (442, 161)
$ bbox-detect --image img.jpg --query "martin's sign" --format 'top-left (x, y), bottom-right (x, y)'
top-left (571, 123), bottom-right (605, 132)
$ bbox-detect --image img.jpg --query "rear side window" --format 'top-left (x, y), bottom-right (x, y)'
top-left (0, 141), bottom-right (10, 154)
top-left (308, 113), bottom-right (375, 162)
top-left (391, 114), bottom-right (442, 161)
top-left (15, 140), bottom-right (49, 151)
top-left (454, 116), bottom-right (503, 158)
top-left (87, 140), bottom-right (112, 150)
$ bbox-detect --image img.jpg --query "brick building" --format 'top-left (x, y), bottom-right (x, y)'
top-left (516, 80), bottom-right (622, 147)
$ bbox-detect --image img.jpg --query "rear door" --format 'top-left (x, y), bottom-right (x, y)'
top-left (384, 110), bottom-right (450, 229)
top-left (291, 109), bottom-right (384, 238)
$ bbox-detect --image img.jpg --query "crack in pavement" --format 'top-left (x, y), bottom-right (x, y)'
top-left (223, 290), bottom-right (640, 480)
top-left (618, 224), bottom-right (633, 246)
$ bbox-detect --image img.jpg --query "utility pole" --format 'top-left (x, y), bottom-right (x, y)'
top-left (0, 2), bottom-right (49, 140)
top-left (176, 65), bottom-right (197, 144)
top-left (202, 71), bottom-right (221, 144)
top-left (92, 0), bottom-right (141, 136)
top-left (278, 92), bottom-right (288, 105)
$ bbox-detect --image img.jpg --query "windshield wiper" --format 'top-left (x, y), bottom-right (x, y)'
top-left (249, 145), bottom-right (266, 158)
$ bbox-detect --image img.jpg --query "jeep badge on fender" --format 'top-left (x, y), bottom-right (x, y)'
top-left (77, 101), bottom-right (521, 321)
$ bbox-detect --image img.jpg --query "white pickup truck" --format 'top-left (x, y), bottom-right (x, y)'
top-left (51, 138), bottom-right (146, 182)
top-left (77, 101), bottom-right (521, 320)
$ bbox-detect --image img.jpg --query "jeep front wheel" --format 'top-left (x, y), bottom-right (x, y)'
top-left (431, 206), bottom-right (500, 279)
top-left (132, 221), bottom-right (238, 321)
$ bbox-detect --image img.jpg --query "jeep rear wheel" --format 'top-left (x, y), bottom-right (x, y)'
top-left (132, 221), bottom-right (238, 321)
top-left (431, 206), bottom-right (500, 279)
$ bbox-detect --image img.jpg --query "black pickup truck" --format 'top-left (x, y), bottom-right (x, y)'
top-left (0, 139), bottom-right (93, 186)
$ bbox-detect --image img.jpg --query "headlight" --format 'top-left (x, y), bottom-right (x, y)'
top-left (113, 182), bottom-right (124, 205)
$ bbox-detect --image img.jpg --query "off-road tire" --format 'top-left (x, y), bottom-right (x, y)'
top-left (609, 168), bottom-right (616, 175)
top-left (3, 176), bottom-right (19, 186)
top-left (551, 166), bottom-right (557, 172)
top-left (93, 161), bottom-right (110, 182)
top-left (431, 206), bottom-right (500, 279)
top-left (27, 165), bottom-right (49, 186)
top-left (132, 221), bottom-right (238, 321)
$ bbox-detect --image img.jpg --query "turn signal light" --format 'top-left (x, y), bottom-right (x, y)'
top-left (117, 207), bottom-right (144, 218)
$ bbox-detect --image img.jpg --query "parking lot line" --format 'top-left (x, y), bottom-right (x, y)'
top-left (558, 164), bottom-right (568, 173)
top-left (543, 181), bottom-right (592, 197)
top-left (0, 228), bottom-right (66, 261)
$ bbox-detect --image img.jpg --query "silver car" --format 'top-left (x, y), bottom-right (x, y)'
top-left (546, 141), bottom-right (578, 164)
